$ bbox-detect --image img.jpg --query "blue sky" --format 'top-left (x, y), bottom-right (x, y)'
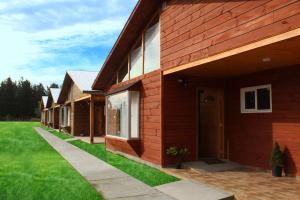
top-left (0, 0), bottom-right (137, 87)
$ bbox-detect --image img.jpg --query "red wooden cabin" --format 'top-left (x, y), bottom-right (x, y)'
top-left (93, 0), bottom-right (300, 176)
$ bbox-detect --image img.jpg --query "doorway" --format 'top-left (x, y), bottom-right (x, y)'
top-left (197, 88), bottom-right (224, 160)
top-left (94, 102), bottom-right (105, 136)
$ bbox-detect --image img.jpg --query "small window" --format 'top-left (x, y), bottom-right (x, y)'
top-left (130, 37), bottom-right (143, 79)
top-left (241, 84), bottom-right (272, 113)
top-left (118, 58), bottom-right (129, 83)
top-left (110, 75), bottom-right (118, 86)
top-left (106, 90), bottom-right (140, 140)
top-left (144, 16), bottom-right (160, 73)
top-left (244, 91), bottom-right (255, 109)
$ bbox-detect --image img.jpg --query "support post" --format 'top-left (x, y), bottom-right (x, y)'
top-left (59, 107), bottom-right (62, 132)
top-left (71, 101), bottom-right (75, 136)
top-left (52, 108), bottom-right (55, 129)
top-left (90, 95), bottom-right (95, 144)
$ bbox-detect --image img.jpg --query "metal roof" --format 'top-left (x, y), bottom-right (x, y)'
top-left (50, 88), bottom-right (61, 104)
top-left (42, 96), bottom-right (48, 106)
top-left (67, 70), bottom-right (98, 92)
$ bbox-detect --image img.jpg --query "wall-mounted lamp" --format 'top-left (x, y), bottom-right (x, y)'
top-left (262, 57), bottom-right (271, 62)
top-left (177, 78), bottom-right (188, 88)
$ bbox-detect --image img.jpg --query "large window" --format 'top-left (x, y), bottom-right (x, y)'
top-left (61, 106), bottom-right (71, 127)
top-left (144, 17), bottom-right (160, 73)
top-left (106, 91), bottom-right (140, 139)
top-left (241, 84), bottom-right (272, 113)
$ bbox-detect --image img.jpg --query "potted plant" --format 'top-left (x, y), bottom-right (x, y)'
top-left (270, 142), bottom-right (285, 177)
top-left (166, 146), bottom-right (189, 169)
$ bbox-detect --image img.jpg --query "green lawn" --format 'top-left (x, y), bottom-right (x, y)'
top-left (45, 127), bottom-right (179, 187)
top-left (0, 122), bottom-right (103, 200)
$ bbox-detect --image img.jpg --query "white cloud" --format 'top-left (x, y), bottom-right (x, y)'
top-left (32, 18), bottom-right (126, 49)
top-left (0, 0), bottom-right (137, 87)
top-left (0, 24), bottom-right (42, 69)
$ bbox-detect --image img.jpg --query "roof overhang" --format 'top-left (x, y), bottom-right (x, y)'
top-left (83, 90), bottom-right (105, 95)
top-left (106, 80), bottom-right (141, 96)
top-left (57, 72), bottom-right (72, 104)
top-left (46, 94), bottom-right (53, 108)
top-left (164, 28), bottom-right (300, 78)
top-left (92, 0), bottom-right (163, 90)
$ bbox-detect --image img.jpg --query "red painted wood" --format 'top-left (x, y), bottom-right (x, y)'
top-left (226, 66), bottom-right (300, 176)
top-left (160, 0), bottom-right (300, 69)
top-left (105, 70), bottom-right (162, 165)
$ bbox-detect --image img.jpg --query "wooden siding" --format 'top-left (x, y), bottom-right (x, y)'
top-left (68, 82), bottom-right (88, 101)
top-left (73, 101), bottom-right (90, 136)
top-left (64, 81), bottom-right (91, 135)
top-left (163, 74), bottom-right (225, 165)
top-left (53, 107), bottom-right (59, 129)
top-left (163, 65), bottom-right (300, 175)
top-left (226, 65), bottom-right (300, 176)
top-left (106, 70), bottom-right (162, 165)
top-left (160, 0), bottom-right (300, 70)
top-left (106, 137), bottom-right (141, 157)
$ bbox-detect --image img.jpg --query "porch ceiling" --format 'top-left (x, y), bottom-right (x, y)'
top-left (169, 35), bottom-right (300, 78)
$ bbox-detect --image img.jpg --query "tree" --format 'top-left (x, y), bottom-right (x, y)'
top-left (0, 78), bottom-right (17, 120)
top-left (15, 79), bottom-right (34, 120)
top-left (47, 83), bottom-right (59, 95)
top-left (49, 83), bottom-right (59, 88)
top-left (0, 77), bottom-right (47, 121)
top-left (32, 83), bottom-right (46, 117)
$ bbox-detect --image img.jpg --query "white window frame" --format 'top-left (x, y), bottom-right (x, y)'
top-left (105, 90), bottom-right (140, 140)
top-left (67, 107), bottom-right (71, 127)
top-left (48, 110), bottom-right (52, 123)
top-left (240, 84), bottom-right (272, 114)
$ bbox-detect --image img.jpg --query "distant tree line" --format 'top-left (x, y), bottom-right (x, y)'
top-left (0, 77), bottom-right (58, 121)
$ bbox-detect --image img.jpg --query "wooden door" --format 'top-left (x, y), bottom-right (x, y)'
top-left (198, 88), bottom-right (224, 159)
top-left (94, 103), bottom-right (105, 136)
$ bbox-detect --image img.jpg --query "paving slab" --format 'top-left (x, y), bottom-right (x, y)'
top-left (155, 180), bottom-right (234, 200)
top-left (34, 127), bottom-right (174, 200)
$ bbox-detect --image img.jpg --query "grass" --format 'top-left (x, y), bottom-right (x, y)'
top-left (43, 126), bottom-right (73, 140)
top-left (45, 126), bottom-right (180, 187)
top-left (0, 122), bottom-right (103, 200)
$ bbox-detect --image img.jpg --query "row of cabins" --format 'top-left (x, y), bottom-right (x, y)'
top-left (41, 0), bottom-right (300, 176)
top-left (41, 71), bottom-right (105, 143)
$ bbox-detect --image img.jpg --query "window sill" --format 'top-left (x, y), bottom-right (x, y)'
top-left (61, 125), bottom-right (71, 128)
top-left (241, 109), bottom-right (272, 114)
top-left (105, 135), bottom-right (140, 141)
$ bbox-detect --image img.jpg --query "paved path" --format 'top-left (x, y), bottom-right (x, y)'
top-left (155, 180), bottom-right (233, 200)
top-left (35, 127), bottom-right (234, 200)
top-left (35, 127), bottom-right (174, 200)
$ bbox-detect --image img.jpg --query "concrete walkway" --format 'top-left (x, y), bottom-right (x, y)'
top-left (35, 127), bottom-right (173, 200)
top-left (34, 127), bottom-right (234, 200)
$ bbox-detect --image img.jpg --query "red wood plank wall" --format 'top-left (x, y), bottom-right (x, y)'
top-left (160, 0), bottom-right (300, 70)
top-left (163, 66), bottom-right (300, 175)
top-left (226, 65), bottom-right (300, 176)
top-left (53, 108), bottom-right (59, 129)
top-left (105, 70), bottom-right (162, 165)
top-left (73, 101), bottom-right (90, 136)
top-left (163, 74), bottom-right (225, 165)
